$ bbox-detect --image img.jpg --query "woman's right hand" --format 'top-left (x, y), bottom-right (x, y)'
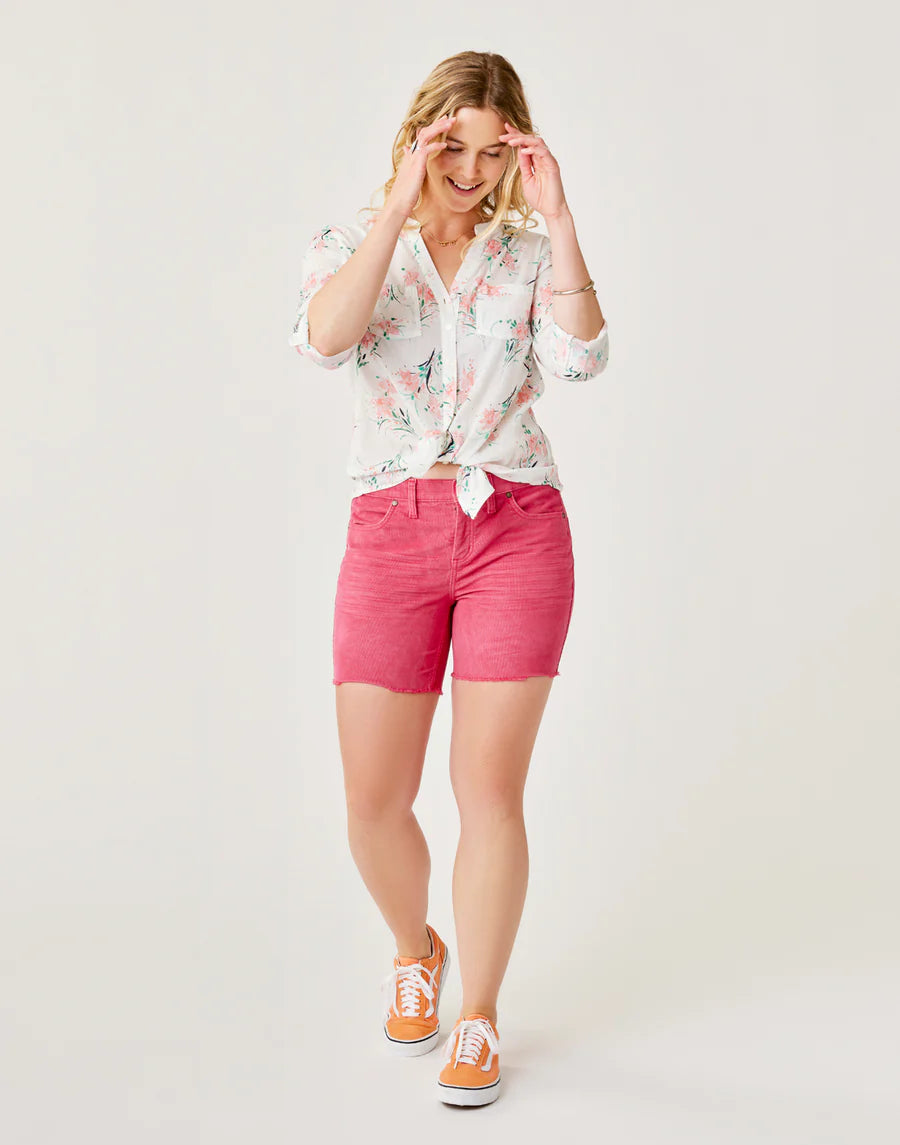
top-left (385, 114), bottom-right (456, 219)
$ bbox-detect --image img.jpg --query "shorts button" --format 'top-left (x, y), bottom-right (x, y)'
top-left (391, 499), bottom-right (398, 505)
top-left (505, 490), bottom-right (512, 497)
top-left (562, 511), bottom-right (567, 517)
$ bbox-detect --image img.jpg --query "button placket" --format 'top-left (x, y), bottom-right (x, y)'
top-left (444, 296), bottom-right (458, 413)
top-left (410, 226), bottom-right (484, 432)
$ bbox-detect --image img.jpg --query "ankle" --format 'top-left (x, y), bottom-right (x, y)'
top-left (396, 925), bottom-right (432, 960)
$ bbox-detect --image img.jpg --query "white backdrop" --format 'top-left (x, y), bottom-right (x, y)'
top-left (2, 1), bottom-right (898, 1142)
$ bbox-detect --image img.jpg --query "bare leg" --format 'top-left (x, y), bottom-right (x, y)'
top-left (335, 682), bottom-right (441, 958)
top-left (448, 676), bottom-right (554, 1024)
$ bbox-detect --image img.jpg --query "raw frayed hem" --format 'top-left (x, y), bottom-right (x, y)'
top-left (333, 677), bottom-right (443, 695)
top-left (450, 672), bottom-right (561, 682)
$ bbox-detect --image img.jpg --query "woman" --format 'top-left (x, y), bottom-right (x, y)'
top-left (289, 51), bottom-right (608, 1106)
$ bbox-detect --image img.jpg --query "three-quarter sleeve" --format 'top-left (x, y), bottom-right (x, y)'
top-left (288, 224), bottom-right (359, 369)
top-left (530, 235), bottom-right (609, 382)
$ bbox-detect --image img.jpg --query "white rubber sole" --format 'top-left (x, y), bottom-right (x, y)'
top-left (383, 947), bottom-right (451, 1057)
top-left (437, 1076), bottom-right (501, 1106)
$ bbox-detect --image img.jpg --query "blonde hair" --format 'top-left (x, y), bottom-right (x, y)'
top-left (357, 51), bottom-right (540, 264)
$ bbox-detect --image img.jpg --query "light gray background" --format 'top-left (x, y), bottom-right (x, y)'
top-left (2, 2), bottom-right (898, 1142)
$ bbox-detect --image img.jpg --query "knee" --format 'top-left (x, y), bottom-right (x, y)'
top-left (345, 782), bottom-right (416, 825)
top-left (451, 779), bottom-right (525, 824)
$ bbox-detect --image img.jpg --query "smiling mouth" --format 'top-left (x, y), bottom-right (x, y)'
top-left (447, 176), bottom-right (483, 194)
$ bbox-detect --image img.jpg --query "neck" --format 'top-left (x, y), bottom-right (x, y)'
top-left (415, 206), bottom-right (482, 243)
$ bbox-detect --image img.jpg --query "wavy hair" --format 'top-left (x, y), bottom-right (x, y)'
top-left (356, 51), bottom-right (540, 265)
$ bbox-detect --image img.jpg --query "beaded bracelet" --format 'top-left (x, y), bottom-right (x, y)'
top-left (551, 279), bottom-right (596, 296)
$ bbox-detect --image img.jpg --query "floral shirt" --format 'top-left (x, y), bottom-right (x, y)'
top-left (288, 215), bottom-right (609, 518)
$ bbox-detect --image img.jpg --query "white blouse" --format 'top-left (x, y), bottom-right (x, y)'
top-left (288, 214), bottom-right (609, 518)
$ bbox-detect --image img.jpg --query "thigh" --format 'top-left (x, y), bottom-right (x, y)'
top-left (451, 484), bottom-right (575, 684)
top-left (333, 487), bottom-right (453, 695)
top-left (336, 683), bottom-right (441, 817)
top-left (448, 676), bottom-right (554, 813)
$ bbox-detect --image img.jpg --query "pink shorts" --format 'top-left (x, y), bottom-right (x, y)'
top-left (332, 473), bottom-right (576, 694)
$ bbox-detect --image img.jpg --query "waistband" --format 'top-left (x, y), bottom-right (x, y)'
top-left (399, 472), bottom-right (529, 499)
top-left (368, 472), bottom-right (558, 518)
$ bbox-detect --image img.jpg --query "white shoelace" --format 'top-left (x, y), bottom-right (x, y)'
top-left (381, 960), bottom-right (439, 1020)
top-left (442, 1017), bottom-right (500, 1072)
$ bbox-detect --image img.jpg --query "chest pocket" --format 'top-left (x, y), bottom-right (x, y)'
top-left (370, 284), bottom-right (422, 340)
top-left (475, 284), bottom-right (533, 340)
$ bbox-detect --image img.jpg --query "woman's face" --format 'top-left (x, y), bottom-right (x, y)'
top-left (421, 105), bottom-right (511, 218)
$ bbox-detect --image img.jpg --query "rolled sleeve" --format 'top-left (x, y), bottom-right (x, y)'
top-left (288, 225), bottom-right (358, 370)
top-left (530, 235), bottom-right (609, 382)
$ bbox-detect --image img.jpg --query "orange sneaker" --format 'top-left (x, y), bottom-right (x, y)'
top-left (437, 1013), bottom-right (501, 1105)
top-left (380, 923), bottom-right (451, 1056)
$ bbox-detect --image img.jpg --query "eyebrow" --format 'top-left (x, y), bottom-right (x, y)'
top-left (445, 136), bottom-right (507, 149)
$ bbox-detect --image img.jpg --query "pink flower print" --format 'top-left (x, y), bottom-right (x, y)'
top-left (484, 239), bottom-right (502, 257)
top-left (422, 282), bottom-right (438, 307)
top-left (460, 286), bottom-right (478, 313)
top-left (502, 253), bottom-right (516, 272)
top-left (426, 393), bottom-right (442, 420)
top-left (457, 362), bottom-right (476, 402)
top-left (512, 317), bottom-right (529, 343)
top-left (402, 268), bottom-right (418, 287)
top-left (478, 406), bottom-right (502, 435)
top-left (372, 394), bottom-right (395, 417)
top-left (392, 368), bottom-right (420, 396)
top-left (375, 316), bottom-right (403, 338)
top-left (360, 330), bottom-right (376, 353)
top-left (379, 283), bottom-right (391, 302)
top-left (514, 379), bottom-right (535, 408)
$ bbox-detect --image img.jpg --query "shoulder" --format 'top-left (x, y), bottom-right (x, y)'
top-left (306, 221), bottom-right (366, 251)
top-left (502, 223), bottom-right (548, 255)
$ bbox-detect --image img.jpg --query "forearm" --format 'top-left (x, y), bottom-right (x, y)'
top-left (544, 206), bottom-right (606, 340)
top-left (307, 206), bottom-right (408, 356)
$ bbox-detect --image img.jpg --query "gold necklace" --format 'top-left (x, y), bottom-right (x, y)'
top-left (422, 228), bottom-right (464, 246)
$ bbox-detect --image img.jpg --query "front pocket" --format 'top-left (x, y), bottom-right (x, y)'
top-left (370, 284), bottom-right (422, 340)
top-left (507, 484), bottom-right (567, 519)
top-left (475, 284), bottom-right (533, 340)
top-left (349, 494), bottom-right (400, 531)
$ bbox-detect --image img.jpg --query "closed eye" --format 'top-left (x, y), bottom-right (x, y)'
top-left (447, 147), bottom-right (504, 159)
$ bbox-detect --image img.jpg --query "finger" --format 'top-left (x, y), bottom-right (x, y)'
top-left (501, 122), bottom-right (540, 145)
top-left (418, 114), bottom-right (456, 146)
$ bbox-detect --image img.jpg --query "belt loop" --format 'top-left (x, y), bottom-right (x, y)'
top-left (407, 477), bottom-right (418, 518)
top-left (485, 471), bottom-right (497, 513)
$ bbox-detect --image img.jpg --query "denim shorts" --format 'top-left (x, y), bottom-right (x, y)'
top-left (332, 473), bottom-right (576, 694)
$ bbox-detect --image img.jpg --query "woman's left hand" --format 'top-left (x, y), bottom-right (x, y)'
top-left (498, 122), bottom-right (568, 219)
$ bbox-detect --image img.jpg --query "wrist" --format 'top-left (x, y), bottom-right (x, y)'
top-left (543, 203), bottom-right (574, 228)
top-left (378, 201), bottom-right (412, 232)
